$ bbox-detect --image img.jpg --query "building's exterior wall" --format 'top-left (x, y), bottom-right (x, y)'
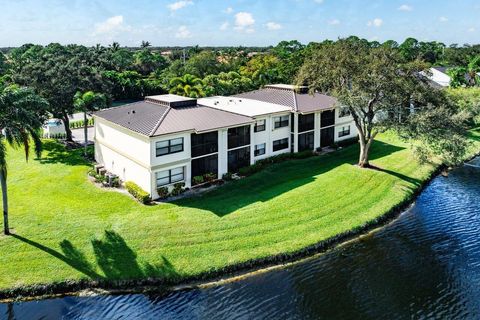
top-left (150, 132), bottom-right (192, 168)
top-left (95, 117), bottom-right (151, 166)
top-left (94, 105), bottom-right (358, 200)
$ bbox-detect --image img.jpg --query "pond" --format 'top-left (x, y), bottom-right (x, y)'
top-left (2, 157), bottom-right (480, 319)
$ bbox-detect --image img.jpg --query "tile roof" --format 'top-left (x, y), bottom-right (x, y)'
top-left (95, 96), bottom-right (253, 137)
top-left (234, 87), bottom-right (337, 113)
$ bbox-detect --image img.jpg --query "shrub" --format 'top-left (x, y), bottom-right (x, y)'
top-left (337, 137), bottom-right (358, 148)
top-left (110, 177), bottom-right (120, 188)
top-left (156, 186), bottom-right (169, 199)
top-left (204, 173), bottom-right (216, 182)
top-left (292, 150), bottom-right (314, 159)
top-left (222, 172), bottom-right (233, 181)
top-left (193, 175), bottom-right (204, 185)
top-left (125, 181), bottom-right (150, 204)
top-left (87, 169), bottom-right (96, 177)
top-left (94, 174), bottom-right (106, 183)
top-left (238, 163), bottom-right (263, 176)
top-left (171, 182), bottom-right (186, 196)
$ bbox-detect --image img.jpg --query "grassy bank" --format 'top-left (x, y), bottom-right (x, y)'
top-left (1, 129), bottom-right (479, 297)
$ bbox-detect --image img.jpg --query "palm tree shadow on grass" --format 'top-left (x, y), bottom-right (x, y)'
top-left (91, 230), bottom-right (177, 280)
top-left (12, 230), bottom-right (177, 281)
top-left (176, 140), bottom-right (407, 217)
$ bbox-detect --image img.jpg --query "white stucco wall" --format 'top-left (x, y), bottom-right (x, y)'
top-left (150, 132), bottom-right (192, 167)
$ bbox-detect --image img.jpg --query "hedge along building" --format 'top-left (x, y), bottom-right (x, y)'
top-left (93, 85), bottom-right (357, 199)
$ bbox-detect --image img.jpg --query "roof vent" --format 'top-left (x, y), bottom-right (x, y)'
top-left (132, 110), bottom-right (136, 114)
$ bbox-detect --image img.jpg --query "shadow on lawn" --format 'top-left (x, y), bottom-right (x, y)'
top-left (37, 140), bottom-right (91, 166)
top-left (12, 231), bottom-right (177, 281)
top-left (176, 141), bottom-right (408, 217)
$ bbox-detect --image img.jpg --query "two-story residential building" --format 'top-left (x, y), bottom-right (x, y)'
top-left (94, 85), bottom-right (357, 199)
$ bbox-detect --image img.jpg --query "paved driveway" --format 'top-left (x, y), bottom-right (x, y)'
top-left (71, 127), bottom-right (95, 145)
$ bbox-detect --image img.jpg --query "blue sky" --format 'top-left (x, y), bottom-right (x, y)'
top-left (0, 0), bottom-right (478, 47)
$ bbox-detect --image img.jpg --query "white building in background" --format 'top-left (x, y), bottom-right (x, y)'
top-left (94, 85), bottom-right (357, 199)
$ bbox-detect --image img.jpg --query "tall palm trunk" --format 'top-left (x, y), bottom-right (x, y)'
top-left (1, 171), bottom-right (9, 235)
top-left (84, 111), bottom-right (88, 157)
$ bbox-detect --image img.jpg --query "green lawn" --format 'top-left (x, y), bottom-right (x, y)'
top-left (0, 130), bottom-right (478, 292)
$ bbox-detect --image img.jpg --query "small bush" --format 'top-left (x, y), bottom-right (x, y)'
top-left (193, 175), bottom-right (204, 185)
top-left (222, 172), bottom-right (233, 181)
top-left (171, 182), bottom-right (186, 196)
top-left (292, 150), bottom-right (314, 159)
top-left (94, 174), bottom-right (106, 183)
top-left (87, 169), bottom-right (96, 177)
top-left (110, 177), bottom-right (120, 188)
top-left (239, 163), bottom-right (264, 176)
top-left (125, 181), bottom-right (150, 204)
top-left (156, 187), bottom-right (169, 199)
top-left (204, 173), bottom-right (216, 182)
top-left (337, 137), bottom-right (358, 148)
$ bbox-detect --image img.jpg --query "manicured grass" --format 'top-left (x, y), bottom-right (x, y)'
top-left (0, 130), bottom-right (478, 292)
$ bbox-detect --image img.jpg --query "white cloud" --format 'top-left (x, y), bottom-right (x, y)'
top-left (93, 15), bottom-right (130, 35)
top-left (367, 18), bottom-right (383, 27)
top-left (265, 22), bottom-right (282, 30)
top-left (439, 16), bottom-right (448, 22)
top-left (175, 25), bottom-right (192, 38)
top-left (224, 7), bottom-right (233, 14)
top-left (168, 0), bottom-right (193, 11)
top-left (220, 22), bottom-right (229, 30)
top-left (398, 4), bottom-right (413, 11)
top-left (234, 12), bottom-right (255, 32)
top-left (468, 27), bottom-right (476, 32)
top-left (328, 19), bottom-right (340, 25)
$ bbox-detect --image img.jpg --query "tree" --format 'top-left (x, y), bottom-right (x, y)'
top-left (184, 51), bottom-right (221, 78)
top-left (140, 41), bottom-right (151, 48)
top-left (240, 54), bottom-right (282, 86)
top-left (133, 49), bottom-right (168, 75)
top-left (10, 44), bottom-right (110, 141)
top-left (296, 38), bottom-right (468, 167)
top-left (74, 91), bottom-right (107, 157)
top-left (447, 67), bottom-right (468, 88)
top-left (169, 74), bottom-right (204, 98)
top-left (0, 86), bottom-right (49, 235)
top-left (467, 56), bottom-right (480, 86)
top-left (399, 37), bottom-right (420, 61)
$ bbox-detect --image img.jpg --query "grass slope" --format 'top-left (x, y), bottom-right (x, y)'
top-left (0, 130), bottom-right (478, 292)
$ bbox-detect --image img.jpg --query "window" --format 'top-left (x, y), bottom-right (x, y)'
top-left (273, 138), bottom-right (289, 152)
top-left (338, 126), bottom-right (351, 137)
top-left (339, 107), bottom-right (351, 118)
top-left (274, 115), bottom-right (289, 129)
top-left (254, 119), bottom-right (266, 132)
top-left (298, 132), bottom-right (314, 151)
top-left (156, 138), bottom-right (184, 157)
top-left (254, 143), bottom-right (266, 156)
top-left (298, 114), bottom-right (315, 132)
top-left (321, 110), bottom-right (335, 128)
top-left (191, 132), bottom-right (218, 158)
top-left (228, 125), bottom-right (251, 149)
top-left (228, 147), bottom-right (250, 173)
top-left (192, 154), bottom-right (218, 178)
top-left (156, 167), bottom-right (184, 187)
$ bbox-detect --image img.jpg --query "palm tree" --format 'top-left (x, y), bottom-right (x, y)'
top-left (140, 41), bottom-right (151, 48)
top-left (73, 91), bottom-right (107, 157)
top-left (467, 56), bottom-right (480, 87)
top-left (0, 86), bottom-right (49, 235)
top-left (168, 74), bottom-right (205, 98)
